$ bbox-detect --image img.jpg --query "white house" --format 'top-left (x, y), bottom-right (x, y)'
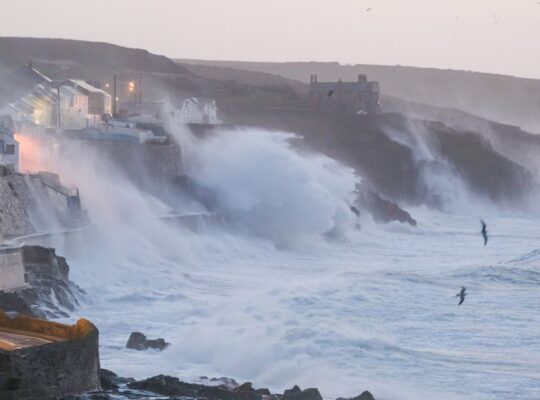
top-left (0, 116), bottom-right (19, 172)
top-left (58, 86), bottom-right (88, 130)
top-left (68, 79), bottom-right (112, 121)
top-left (178, 97), bottom-right (220, 124)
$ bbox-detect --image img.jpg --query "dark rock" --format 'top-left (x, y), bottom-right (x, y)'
top-left (256, 388), bottom-right (271, 395)
top-left (336, 391), bottom-right (376, 400)
top-left (235, 382), bottom-right (254, 392)
top-left (126, 332), bottom-right (170, 351)
top-left (127, 375), bottom-right (266, 400)
top-left (283, 386), bottom-right (322, 400)
top-left (99, 368), bottom-right (134, 391)
top-left (356, 188), bottom-right (416, 226)
top-left (210, 376), bottom-right (239, 389)
top-left (0, 291), bottom-right (36, 316)
top-left (0, 246), bottom-right (85, 319)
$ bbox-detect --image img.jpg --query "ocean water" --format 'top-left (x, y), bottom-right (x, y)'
top-left (44, 127), bottom-right (539, 400)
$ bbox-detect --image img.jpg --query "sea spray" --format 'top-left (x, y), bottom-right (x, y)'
top-left (167, 122), bottom-right (360, 246)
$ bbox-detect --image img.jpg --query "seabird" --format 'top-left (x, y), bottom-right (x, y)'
top-left (481, 220), bottom-right (488, 246)
top-left (456, 286), bottom-right (467, 305)
top-left (328, 88), bottom-right (334, 97)
top-left (366, 8), bottom-right (372, 12)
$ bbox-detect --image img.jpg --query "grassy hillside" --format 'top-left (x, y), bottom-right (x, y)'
top-left (176, 59), bottom-right (540, 133)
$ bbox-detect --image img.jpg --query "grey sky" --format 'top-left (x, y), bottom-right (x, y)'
top-left (2, 0), bottom-right (540, 78)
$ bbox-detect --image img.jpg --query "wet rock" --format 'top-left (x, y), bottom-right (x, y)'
top-left (283, 385), bottom-right (323, 400)
top-left (128, 375), bottom-right (235, 400)
top-left (210, 376), bottom-right (239, 389)
top-left (99, 368), bottom-right (134, 391)
top-left (0, 245), bottom-right (84, 318)
top-left (126, 332), bottom-right (170, 351)
top-left (0, 291), bottom-right (36, 316)
top-left (356, 188), bottom-right (416, 226)
top-left (127, 375), bottom-right (270, 400)
top-left (336, 391), bottom-right (376, 400)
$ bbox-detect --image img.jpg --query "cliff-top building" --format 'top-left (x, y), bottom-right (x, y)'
top-left (309, 74), bottom-right (381, 115)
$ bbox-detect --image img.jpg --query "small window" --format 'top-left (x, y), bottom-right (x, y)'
top-left (5, 144), bottom-right (15, 155)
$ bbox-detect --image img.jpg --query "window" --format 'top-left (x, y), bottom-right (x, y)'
top-left (5, 144), bottom-right (15, 155)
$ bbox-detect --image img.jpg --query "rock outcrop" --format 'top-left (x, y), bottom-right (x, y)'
top-left (355, 188), bottom-right (417, 226)
top-left (0, 245), bottom-right (84, 318)
top-left (337, 391), bottom-right (376, 400)
top-left (72, 372), bottom-right (377, 400)
top-left (126, 332), bottom-right (169, 351)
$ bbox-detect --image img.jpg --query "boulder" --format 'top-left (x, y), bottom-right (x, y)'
top-left (126, 332), bottom-right (170, 351)
top-left (99, 368), bottom-right (134, 391)
top-left (283, 385), bottom-right (323, 400)
top-left (0, 246), bottom-right (84, 318)
top-left (336, 391), bottom-right (376, 400)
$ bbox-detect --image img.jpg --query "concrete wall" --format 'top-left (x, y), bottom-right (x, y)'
top-left (0, 312), bottom-right (100, 399)
top-left (0, 249), bottom-right (25, 291)
top-left (0, 173), bottom-right (83, 239)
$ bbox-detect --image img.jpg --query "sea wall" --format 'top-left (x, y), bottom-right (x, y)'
top-left (0, 312), bottom-right (100, 399)
top-left (0, 172), bottom-right (85, 239)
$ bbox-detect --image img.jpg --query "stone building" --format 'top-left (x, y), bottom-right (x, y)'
top-left (309, 74), bottom-right (381, 114)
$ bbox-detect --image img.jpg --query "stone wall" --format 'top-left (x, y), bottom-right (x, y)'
top-left (0, 312), bottom-right (100, 399)
top-left (0, 172), bottom-right (85, 239)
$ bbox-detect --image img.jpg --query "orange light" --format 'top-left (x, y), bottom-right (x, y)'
top-left (13, 133), bottom-right (53, 173)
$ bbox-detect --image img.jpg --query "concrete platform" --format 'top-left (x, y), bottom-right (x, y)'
top-left (0, 328), bottom-right (63, 351)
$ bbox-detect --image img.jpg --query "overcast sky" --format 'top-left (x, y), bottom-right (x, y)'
top-left (1, 0), bottom-right (539, 78)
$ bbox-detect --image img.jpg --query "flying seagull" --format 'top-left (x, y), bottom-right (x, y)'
top-left (481, 220), bottom-right (488, 246)
top-left (328, 88), bottom-right (334, 97)
top-left (456, 286), bottom-right (467, 305)
top-left (366, 8), bottom-right (372, 12)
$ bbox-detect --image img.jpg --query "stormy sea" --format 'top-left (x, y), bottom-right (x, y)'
top-left (45, 125), bottom-right (539, 400)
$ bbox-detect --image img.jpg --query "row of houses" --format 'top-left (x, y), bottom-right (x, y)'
top-left (5, 64), bottom-right (221, 131)
top-left (5, 64), bottom-right (113, 130)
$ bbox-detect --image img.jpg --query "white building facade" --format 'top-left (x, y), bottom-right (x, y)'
top-left (178, 97), bottom-right (220, 124)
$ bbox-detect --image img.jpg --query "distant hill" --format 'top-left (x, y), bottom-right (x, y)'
top-left (0, 37), bottom-right (201, 106)
top-left (176, 59), bottom-right (540, 133)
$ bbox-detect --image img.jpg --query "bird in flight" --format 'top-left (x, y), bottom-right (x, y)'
top-left (481, 220), bottom-right (488, 246)
top-left (456, 287), bottom-right (467, 305)
top-left (366, 8), bottom-right (372, 12)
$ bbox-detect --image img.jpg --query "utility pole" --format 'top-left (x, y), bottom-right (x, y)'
top-left (138, 77), bottom-right (142, 104)
top-left (112, 74), bottom-right (117, 117)
top-left (56, 86), bottom-right (61, 132)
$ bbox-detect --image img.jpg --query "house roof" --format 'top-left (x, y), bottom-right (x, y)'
top-left (69, 79), bottom-right (109, 95)
top-left (182, 97), bottom-right (215, 108)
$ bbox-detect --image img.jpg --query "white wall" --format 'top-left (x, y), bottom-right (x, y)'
top-left (0, 249), bottom-right (26, 291)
